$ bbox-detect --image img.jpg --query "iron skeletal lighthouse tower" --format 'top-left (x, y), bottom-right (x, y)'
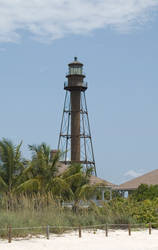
top-left (58, 57), bottom-right (97, 176)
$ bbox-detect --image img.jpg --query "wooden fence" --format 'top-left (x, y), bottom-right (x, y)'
top-left (0, 223), bottom-right (157, 243)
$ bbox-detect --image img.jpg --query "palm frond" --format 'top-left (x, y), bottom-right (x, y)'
top-left (0, 176), bottom-right (8, 192)
top-left (15, 141), bottom-right (23, 162)
top-left (76, 184), bottom-right (96, 200)
top-left (64, 172), bottom-right (83, 185)
top-left (62, 163), bottom-right (82, 179)
top-left (16, 178), bottom-right (40, 193)
top-left (47, 177), bottom-right (73, 198)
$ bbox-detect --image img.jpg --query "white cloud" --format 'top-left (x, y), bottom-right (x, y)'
top-left (0, 0), bottom-right (157, 43)
top-left (124, 170), bottom-right (144, 178)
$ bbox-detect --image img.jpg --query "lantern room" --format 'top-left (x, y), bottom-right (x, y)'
top-left (68, 57), bottom-right (83, 75)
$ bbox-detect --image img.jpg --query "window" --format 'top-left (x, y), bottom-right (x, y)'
top-left (69, 66), bottom-right (82, 75)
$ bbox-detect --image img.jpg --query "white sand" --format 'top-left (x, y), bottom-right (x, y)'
top-left (1, 229), bottom-right (158, 250)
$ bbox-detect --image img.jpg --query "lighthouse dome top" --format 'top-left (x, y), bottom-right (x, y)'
top-left (68, 57), bottom-right (83, 67)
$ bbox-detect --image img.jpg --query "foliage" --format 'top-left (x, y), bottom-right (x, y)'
top-left (16, 143), bottom-right (63, 194)
top-left (130, 184), bottom-right (158, 201)
top-left (61, 164), bottom-right (97, 210)
top-left (0, 138), bottom-right (25, 194)
top-left (0, 194), bottom-right (158, 238)
top-left (0, 138), bottom-right (158, 230)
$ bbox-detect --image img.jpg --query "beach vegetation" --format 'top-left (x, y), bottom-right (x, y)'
top-left (0, 138), bottom-right (158, 237)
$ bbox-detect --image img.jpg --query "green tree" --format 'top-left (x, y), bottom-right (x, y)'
top-left (0, 138), bottom-right (25, 208)
top-left (17, 143), bottom-right (71, 197)
top-left (131, 184), bottom-right (158, 201)
top-left (62, 164), bottom-right (96, 211)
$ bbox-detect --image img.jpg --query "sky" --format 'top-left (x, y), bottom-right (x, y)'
top-left (0, 0), bottom-right (158, 184)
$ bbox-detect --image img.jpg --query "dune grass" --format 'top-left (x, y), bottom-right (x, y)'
top-left (0, 194), bottom-right (138, 238)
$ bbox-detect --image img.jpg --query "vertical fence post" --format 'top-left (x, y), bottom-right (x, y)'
top-left (79, 225), bottom-right (82, 238)
top-left (8, 225), bottom-right (12, 243)
top-left (46, 225), bottom-right (50, 240)
top-left (149, 222), bottom-right (151, 235)
top-left (105, 224), bottom-right (108, 237)
top-left (128, 224), bottom-right (131, 236)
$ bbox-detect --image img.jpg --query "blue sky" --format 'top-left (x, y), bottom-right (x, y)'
top-left (0, 0), bottom-right (158, 184)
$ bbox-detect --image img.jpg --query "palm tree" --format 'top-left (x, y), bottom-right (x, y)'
top-left (62, 164), bottom-right (96, 212)
top-left (0, 138), bottom-right (25, 208)
top-left (16, 143), bottom-right (96, 209)
top-left (17, 143), bottom-right (71, 197)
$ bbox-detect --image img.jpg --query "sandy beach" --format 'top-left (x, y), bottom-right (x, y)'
top-left (1, 229), bottom-right (158, 250)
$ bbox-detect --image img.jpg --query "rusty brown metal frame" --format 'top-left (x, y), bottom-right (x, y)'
top-left (58, 90), bottom-right (97, 176)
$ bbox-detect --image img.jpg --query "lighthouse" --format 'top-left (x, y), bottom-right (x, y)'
top-left (58, 57), bottom-right (96, 176)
